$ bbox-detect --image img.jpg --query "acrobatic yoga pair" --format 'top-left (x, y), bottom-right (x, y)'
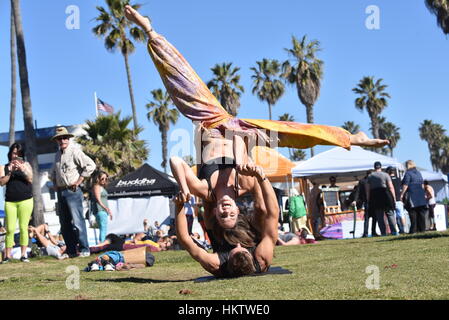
top-left (124, 6), bottom-right (389, 278)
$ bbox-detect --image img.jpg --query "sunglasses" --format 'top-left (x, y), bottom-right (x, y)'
top-left (56, 136), bottom-right (70, 141)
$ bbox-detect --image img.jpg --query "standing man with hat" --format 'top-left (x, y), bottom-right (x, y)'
top-left (366, 161), bottom-right (397, 236)
top-left (50, 126), bottom-right (96, 257)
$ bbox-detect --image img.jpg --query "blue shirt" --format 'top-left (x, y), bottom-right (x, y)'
top-left (402, 168), bottom-right (427, 208)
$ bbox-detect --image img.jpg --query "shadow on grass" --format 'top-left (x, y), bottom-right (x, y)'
top-left (93, 267), bottom-right (292, 284)
top-left (379, 231), bottom-right (449, 242)
top-left (94, 277), bottom-right (195, 284)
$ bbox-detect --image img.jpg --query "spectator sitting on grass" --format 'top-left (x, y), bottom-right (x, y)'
top-left (28, 225), bottom-right (68, 260)
top-left (277, 228), bottom-right (316, 246)
top-left (158, 235), bottom-right (174, 251)
top-left (91, 233), bottom-right (125, 253)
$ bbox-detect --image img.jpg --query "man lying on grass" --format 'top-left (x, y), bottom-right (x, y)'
top-left (174, 164), bottom-right (279, 278)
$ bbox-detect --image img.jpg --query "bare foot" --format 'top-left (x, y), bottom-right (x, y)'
top-left (124, 5), bottom-right (153, 34)
top-left (350, 131), bottom-right (389, 147)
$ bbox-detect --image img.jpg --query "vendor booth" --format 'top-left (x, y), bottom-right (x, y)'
top-left (106, 164), bottom-right (179, 236)
top-left (292, 146), bottom-right (404, 239)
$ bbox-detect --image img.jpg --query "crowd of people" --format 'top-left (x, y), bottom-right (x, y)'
top-left (344, 160), bottom-right (436, 237)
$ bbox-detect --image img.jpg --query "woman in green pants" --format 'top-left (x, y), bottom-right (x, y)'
top-left (0, 143), bottom-right (34, 263)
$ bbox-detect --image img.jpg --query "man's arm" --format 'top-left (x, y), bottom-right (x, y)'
top-left (239, 165), bottom-right (278, 272)
top-left (174, 195), bottom-right (220, 275)
top-left (387, 177), bottom-right (396, 202)
top-left (72, 148), bottom-right (96, 189)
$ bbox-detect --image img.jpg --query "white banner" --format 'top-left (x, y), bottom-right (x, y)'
top-left (107, 196), bottom-right (170, 235)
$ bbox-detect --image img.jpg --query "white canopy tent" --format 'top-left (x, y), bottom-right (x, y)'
top-left (291, 146), bottom-right (404, 184)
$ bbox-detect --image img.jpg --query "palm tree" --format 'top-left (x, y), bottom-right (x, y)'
top-left (425, 0), bottom-right (449, 35)
top-left (207, 63), bottom-right (244, 116)
top-left (352, 76), bottom-right (391, 140)
top-left (278, 113), bottom-right (295, 122)
top-left (250, 59), bottom-right (285, 120)
top-left (11, 0), bottom-right (44, 225)
top-left (92, 0), bottom-right (147, 133)
top-left (146, 89), bottom-right (179, 173)
top-left (437, 136), bottom-right (449, 173)
top-left (419, 120), bottom-right (446, 171)
top-left (341, 121), bottom-right (361, 135)
top-left (9, 6), bottom-right (17, 146)
top-left (282, 35), bottom-right (323, 157)
top-left (290, 149), bottom-right (307, 162)
top-left (279, 113), bottom-right (295, 158)
top-left (377, 118), bottom-right (400, 156)
top-left (78, 112), bottom-right (149, 178)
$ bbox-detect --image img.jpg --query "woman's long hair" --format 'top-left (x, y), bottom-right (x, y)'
top-left (92, 170), bottom-right (108, 185)
top-left (7, 142), bottom-right (25, 162)
top-left (210, 213), bottom-right (259, 249)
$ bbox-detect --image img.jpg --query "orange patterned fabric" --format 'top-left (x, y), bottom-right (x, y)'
top-left (147, 32), bottom-right (351, 150)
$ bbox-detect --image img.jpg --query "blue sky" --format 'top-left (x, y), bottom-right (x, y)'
top-left (0, 0), bottom-right (448, 175)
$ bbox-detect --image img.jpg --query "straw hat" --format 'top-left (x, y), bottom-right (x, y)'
top-left (51, 126), bottom-right (74, 141)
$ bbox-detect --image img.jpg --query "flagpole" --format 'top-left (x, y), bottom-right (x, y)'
top-left (94, 91), bottom-right (98, 118)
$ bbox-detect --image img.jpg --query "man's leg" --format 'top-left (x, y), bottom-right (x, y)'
top-left (363, 210), bottom-right (370, 237)
top-left (417, 206), bottom-right (427, 233)
top-left (408, 208), bottom-right (417, 234)
top-left (375, 209), bottom-right (387, 236)
top-left (395, 201), bottom-right (405, 234)
top-left (186, 215), bottom-right (194, 235)
top-left (386, 210), bottom-right (397, 235)
top-left (371, 215), bottom-right (378, 236)
top-left (65, 188), bottom-right (90, 254)
top-left (57, 191), bottom-right (78, 256)
top-left (298, 216), bottom-right (312, 235)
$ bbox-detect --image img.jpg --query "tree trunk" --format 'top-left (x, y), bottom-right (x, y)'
top-left (305, 104), bottom-right (315, 157)
top-left (123, 52), bottom-right (138, 135)
top-left (368, 110), bottom-right (380, 139)
top-left (268, 103), bottom-right (272, 121)
top-left (161, 125), bottom-right (168, 173)
top-left (11, 0), bottom-right (44, 226)
top-left (9, 7), bottom-right (17, 147)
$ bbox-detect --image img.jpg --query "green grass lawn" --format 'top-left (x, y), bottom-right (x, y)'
top-left (1, 231), bottom-right (449, 300)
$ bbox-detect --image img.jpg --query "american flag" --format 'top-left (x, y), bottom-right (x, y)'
top-left (97, 98), bottom-right (114, 114)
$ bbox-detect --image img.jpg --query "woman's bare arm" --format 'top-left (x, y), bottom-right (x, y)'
top-left (170, 156), bottom-right (209, 201)
top-left (0, 165), bottom-right (11, 186)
